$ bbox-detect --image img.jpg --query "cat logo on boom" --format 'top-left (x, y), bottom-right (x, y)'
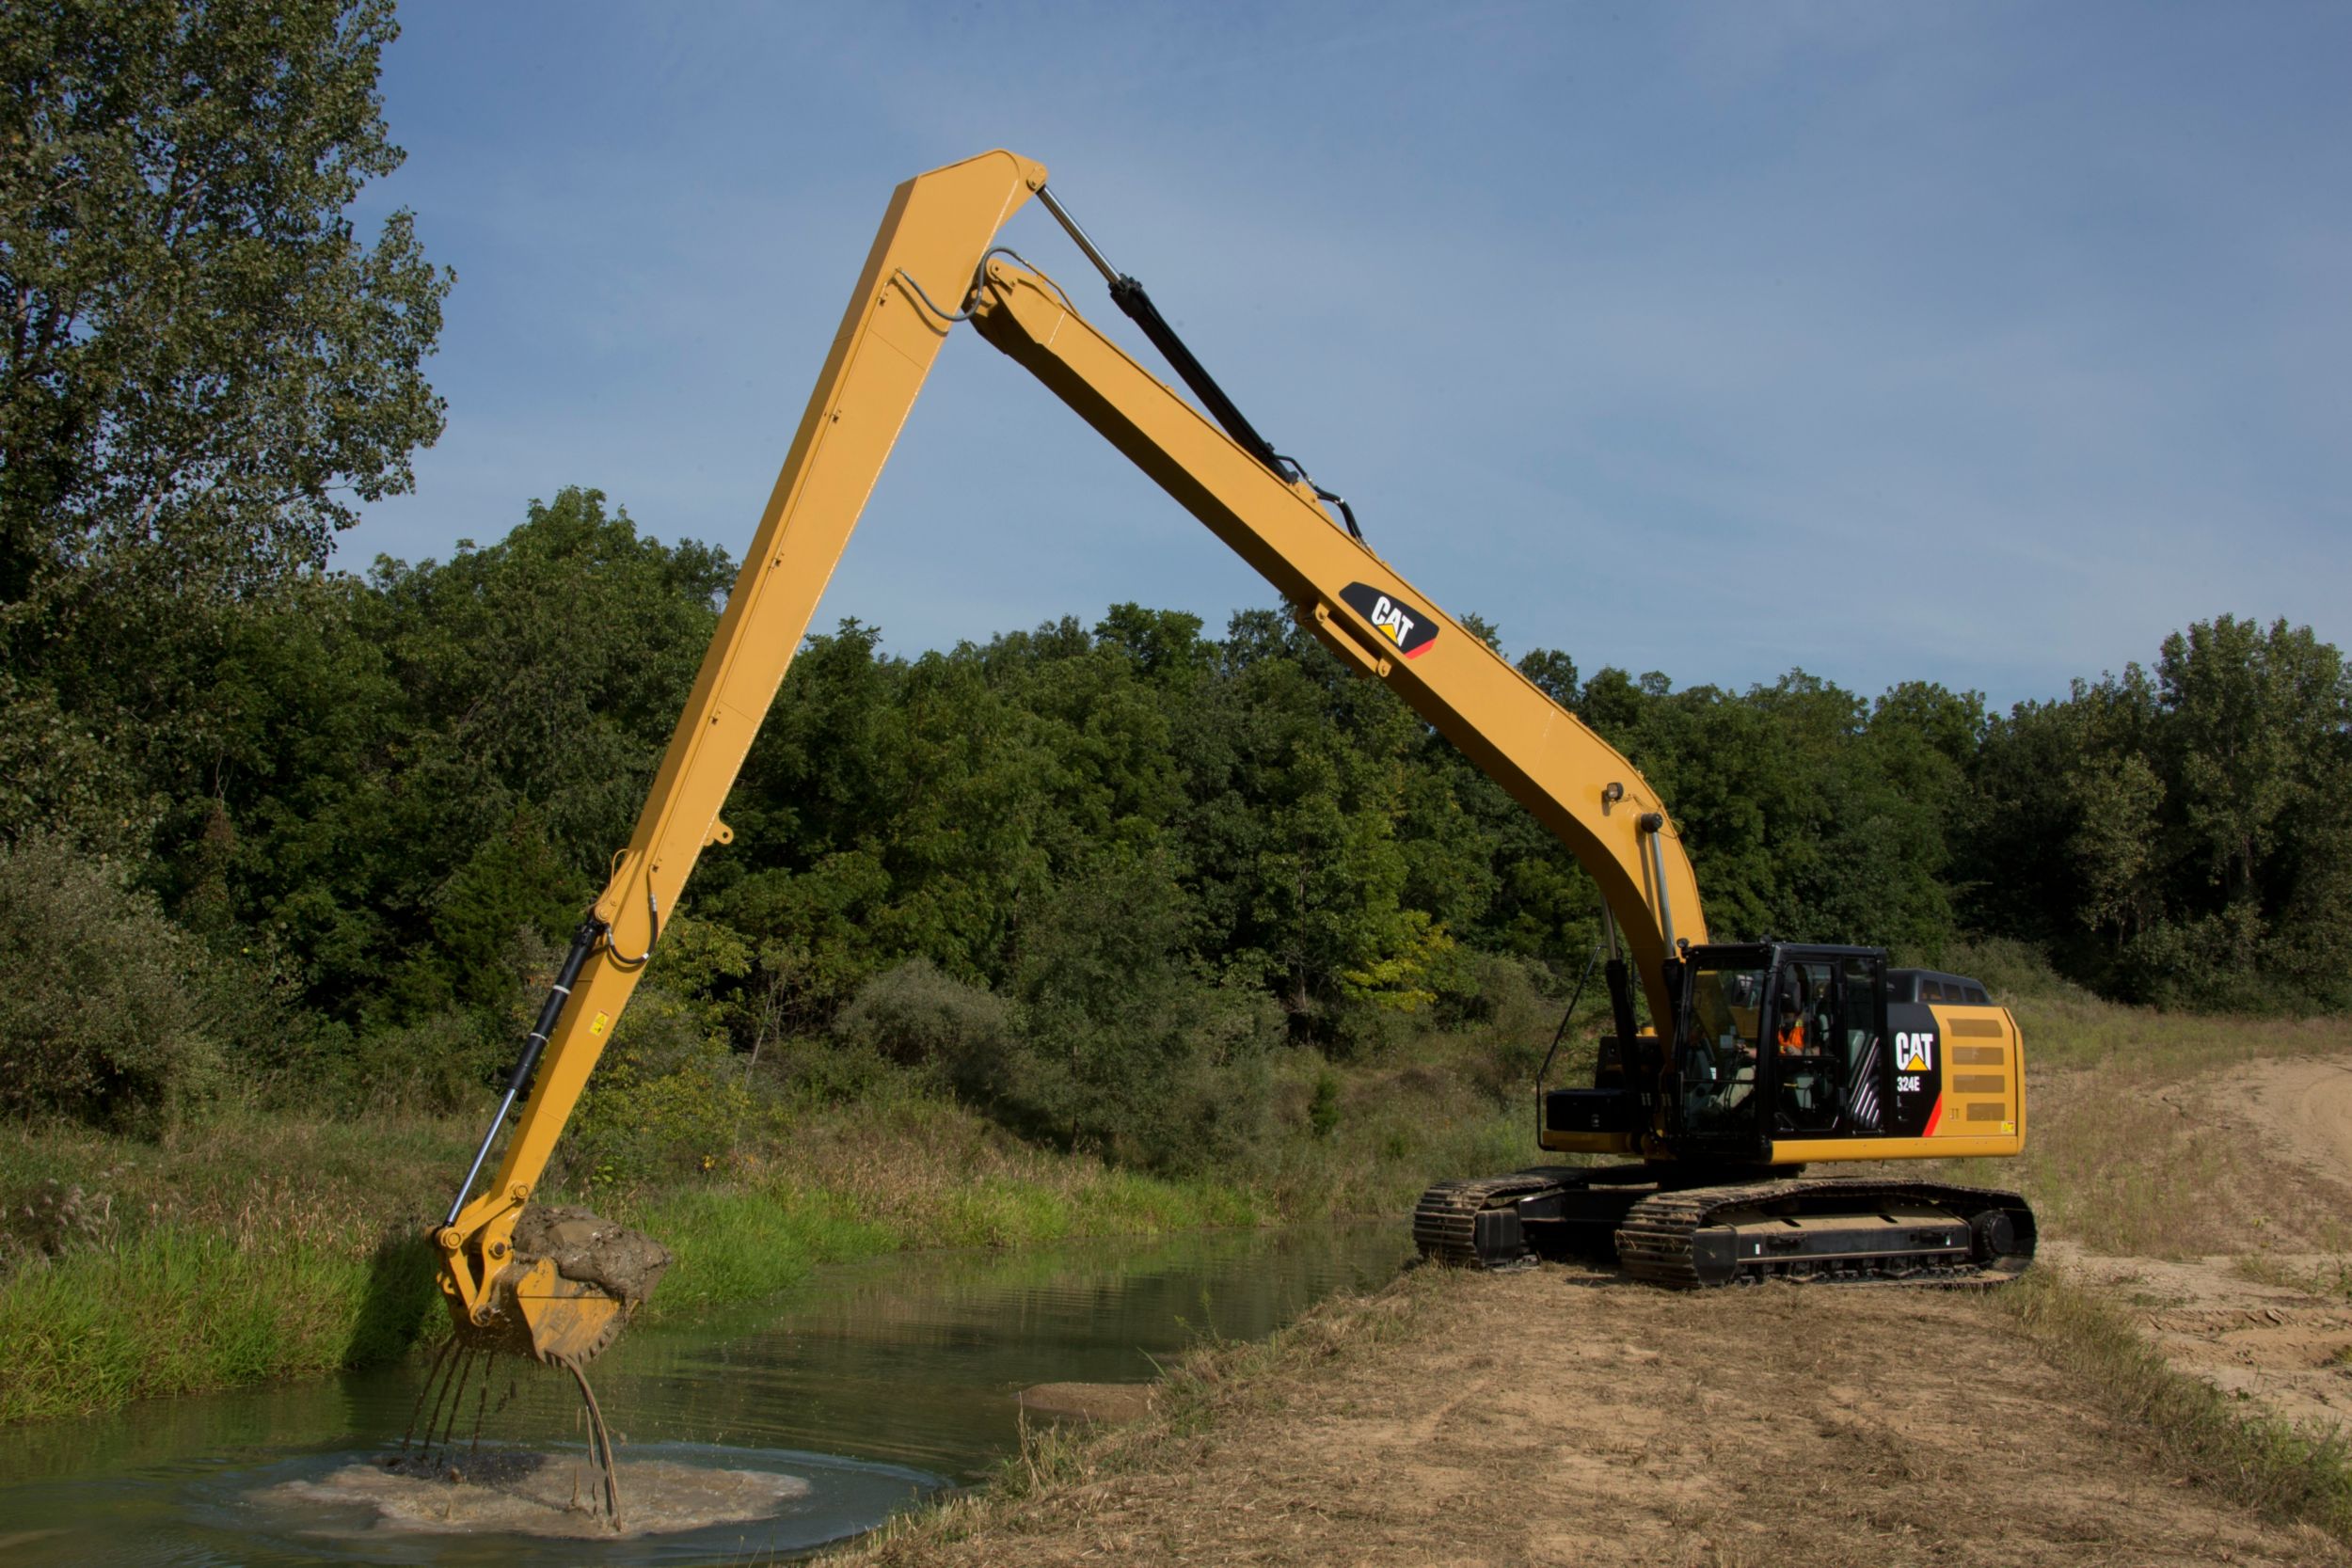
top-left (1339, 582), bottom-right (1439, 659)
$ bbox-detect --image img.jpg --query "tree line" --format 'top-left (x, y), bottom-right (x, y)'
top-left (5, 2), bottom-right (2345, 1167)
top-left (5, 486), bottom-right (2345, 1149)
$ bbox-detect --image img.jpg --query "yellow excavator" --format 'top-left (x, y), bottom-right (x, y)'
top-left (433, 150), bottom-right (2035, 1375)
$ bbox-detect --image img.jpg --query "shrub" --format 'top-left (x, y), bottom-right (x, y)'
top-left (1309, 1069), bottom-right (1342, 1138)
top-left (344, 1010), bottom-right (504, 1116)
top-left (0, 834), bottom-right (224, 1132)
top-left (1928, 936), bottom-right (2086, 1005)
top-left (833, 958), bottom-right (1015, 1081)
top-left (557, 985), bottom-right (756, 1194)
top-left (1473, 952), bottom-right (1568, 1101)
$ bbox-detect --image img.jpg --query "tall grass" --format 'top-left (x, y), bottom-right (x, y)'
top-left (618, 1160), bottom-right (1261, 1319)
top-left (0, 1227), bottom-right (440, 1424)
top-left (0, 1081), bottom-right (1358, 1425)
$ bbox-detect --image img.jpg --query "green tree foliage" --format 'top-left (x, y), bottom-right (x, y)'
top-left (1967, 617), bottom-right (2352, 1008)
top-left (0, 0), bottom-right (448, 606)
top-left (221, 488), bottom-right (725, 1021)
top-left (0, 0), bottom-right (452, 976)
top-left (0, 832), bottom-right (224, 1129)
top-left (6, 475), bottom-right (2344, 1142)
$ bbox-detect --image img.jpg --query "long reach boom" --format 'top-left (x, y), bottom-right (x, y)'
top-left (438, 148), bottom-right (2029, 1367)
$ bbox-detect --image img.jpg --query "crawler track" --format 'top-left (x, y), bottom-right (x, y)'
top-left (1414, 1170), bottom-right (2036, 1286)
top-left (1615, 1177), bottom-right (2036, 1288)
top-left (1410, 1168), bottom-right (1580, 1267)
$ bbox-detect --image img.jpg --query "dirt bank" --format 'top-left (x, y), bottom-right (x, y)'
top-left (846, 1046), bottom-right (2352, 1565)
top-left (2032, 1050), bottom-right (2352, 1433)
top-left (2050, 1244), bottom-right (2352, 1433)
top-left (2242, 1056), bottom-right (2352, 1189)
top-left (852, 1266), bottom-right (2348, 1568)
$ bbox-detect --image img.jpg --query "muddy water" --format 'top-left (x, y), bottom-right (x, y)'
top-left (0, 1222), bottom-right (1410, 1565)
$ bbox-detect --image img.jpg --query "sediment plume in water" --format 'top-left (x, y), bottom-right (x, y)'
top-left (261, 1450), bottom-right (809, 1540)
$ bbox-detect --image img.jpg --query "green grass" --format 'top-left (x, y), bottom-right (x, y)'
top-left (0, 1044), bottom-right (1494, 1427)
top-left (0, 1107), bottom-right (1278, 1424)
top-left (617, 1164), bottom-right (1265, 1321)
top-left (0, 1107), bottom-right (469, 1422)
top-left (1997, 1268), bottom-right (2352, 1542)
top-left (0, 1226), bottom-right (443, 1424)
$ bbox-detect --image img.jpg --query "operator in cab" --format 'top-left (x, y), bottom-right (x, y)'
top-left (1776, 970), bottom-right (1814, 1054)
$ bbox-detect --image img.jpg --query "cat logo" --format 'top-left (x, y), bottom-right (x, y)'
top-left (1338, 582), bottom-right (1439, 659)
top-left (1895, 1031), bottom-right (1935, 1072)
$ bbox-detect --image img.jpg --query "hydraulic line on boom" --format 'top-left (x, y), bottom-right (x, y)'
top-left (1032, 185), bottom-right (1362, 539)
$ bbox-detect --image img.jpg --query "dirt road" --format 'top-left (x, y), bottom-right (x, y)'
top-left (2054, 1051), bottom-right (2352, 1433)
top-left (2246, 1055), bottom-right (2352, 1188)
top-left (856, 1267), bottom-right (2347, 1568)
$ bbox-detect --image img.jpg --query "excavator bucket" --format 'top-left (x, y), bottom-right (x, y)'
top-left (509, 1259), bottom-right (629, 1362)
top-left (422, 1208), bottom-right (662, 1530)
top-left (445, 1206), bottom-right (670, 1365)
top-left (451, 1257), bottom-right (629, 1364)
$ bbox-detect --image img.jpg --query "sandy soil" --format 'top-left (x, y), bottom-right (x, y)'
top-left (2047, 1053), bottom-right (2352, 1433)
top-left (853, 1052), bottom-right (2352, 1566)
top-left (866, 1269), bottom-right (2347, 1567)
top-left (2051, 1245), bottom-right (2352, 1432)
top-left (2244, 1057), bottom-right (2352, 1190)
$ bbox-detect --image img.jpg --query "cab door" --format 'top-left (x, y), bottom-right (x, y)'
top-left (1768, 955), bottom-right (1840, 1133)
top-left (1766, 952), bottom-right (1888, 1138)
top-left (1835, 954), bottom-right (1891, 1134)
top-left (1668, 953), bottom-right (1774, 1164)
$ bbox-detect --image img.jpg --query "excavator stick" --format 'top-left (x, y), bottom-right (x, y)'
top-left (428, 150), bottom-right (1042, 1367)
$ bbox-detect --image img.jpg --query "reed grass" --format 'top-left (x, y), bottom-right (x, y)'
top-left (0, 1095), bottom-right (1276, 1423)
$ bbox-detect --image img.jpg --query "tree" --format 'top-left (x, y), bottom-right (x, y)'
top-left (0, 0), bottom-right (448, 609)
top-left (2137, 617), bottom-right (2352, 1007)
top-left (2155, 617), bottom-right (2344, 912)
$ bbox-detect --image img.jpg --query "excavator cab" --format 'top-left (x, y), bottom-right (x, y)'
top-left (1669, 942), bottom-right (1890, 1163)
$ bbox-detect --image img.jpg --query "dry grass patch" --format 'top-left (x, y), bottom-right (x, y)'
top-left (836, 1262), bottom-right (1467, 1565)
top-left (833, 1263), bottom-right (2352, 1568)
top-left (1999, 1268), bottom-right (2352, 1542)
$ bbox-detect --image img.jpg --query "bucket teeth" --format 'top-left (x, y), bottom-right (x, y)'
top-left (453, 1257), bottom-right (630, 1364)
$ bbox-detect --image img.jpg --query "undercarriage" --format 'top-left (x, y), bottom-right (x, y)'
top-left (1413, 1165), bottom-right (2036, 1287)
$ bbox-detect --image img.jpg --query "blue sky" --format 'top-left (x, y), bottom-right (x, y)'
top-left (346, 1), bottom-right (2350, 710)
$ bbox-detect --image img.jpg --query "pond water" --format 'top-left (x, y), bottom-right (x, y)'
top-left (0, 1222), bottom-right (1411, 1566)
